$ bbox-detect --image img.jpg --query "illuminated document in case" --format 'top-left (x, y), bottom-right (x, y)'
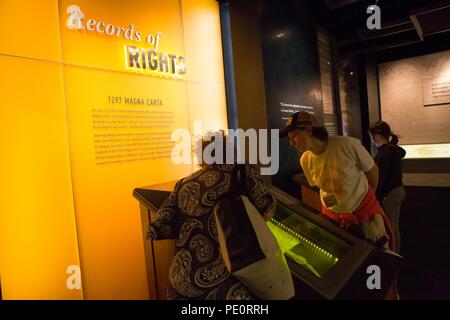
top-left (401, 143), bottom-right (450, 159)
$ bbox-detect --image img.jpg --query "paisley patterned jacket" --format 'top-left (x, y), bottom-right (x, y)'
top-left (147, 164), bottom-right (275, 300)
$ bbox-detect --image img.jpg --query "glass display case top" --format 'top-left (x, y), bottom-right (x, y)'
top-left (268, 202), bottom-right (351, 278)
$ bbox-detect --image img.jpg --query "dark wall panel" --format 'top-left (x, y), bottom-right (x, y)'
top-left (260, 1), bottom-right (323, 196)
top-left (399, 186), bottom-right (450, 299)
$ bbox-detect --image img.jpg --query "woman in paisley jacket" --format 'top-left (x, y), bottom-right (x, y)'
top-left (147, 135), bottom-right (276, 299)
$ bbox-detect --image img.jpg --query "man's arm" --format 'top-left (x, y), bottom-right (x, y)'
top-left (365, 164), bottom-right (379, 192)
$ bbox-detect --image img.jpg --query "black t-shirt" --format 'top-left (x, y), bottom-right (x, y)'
top-left (374, 143), bottom-right (406, 201)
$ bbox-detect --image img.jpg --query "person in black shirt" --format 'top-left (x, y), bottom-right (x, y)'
top-left (369, 121), bottom-right (406, 253)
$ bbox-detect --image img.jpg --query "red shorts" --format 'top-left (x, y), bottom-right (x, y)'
top-left (321, 187), bottom-right (394, 250)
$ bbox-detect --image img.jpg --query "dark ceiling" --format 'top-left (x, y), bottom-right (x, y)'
top-left (309, 0), bottom-right (450, 56)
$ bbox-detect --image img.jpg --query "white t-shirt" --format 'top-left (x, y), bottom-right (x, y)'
top-left (300, 136), bottom-right (375, 213)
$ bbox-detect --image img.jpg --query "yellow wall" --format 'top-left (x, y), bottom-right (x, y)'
top-left (0, 0), bottom-right (83, 299)
top-left (1, 0), bottom-right (227, 299)
top-left (182, 0), bottom-right (229, 135)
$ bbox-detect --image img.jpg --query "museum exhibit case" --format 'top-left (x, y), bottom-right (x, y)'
top-left (133, 182), bottom-right (403, 300)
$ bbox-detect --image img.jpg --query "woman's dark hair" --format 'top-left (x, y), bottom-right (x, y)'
top-left (369, 121), bottom-right (399, 145)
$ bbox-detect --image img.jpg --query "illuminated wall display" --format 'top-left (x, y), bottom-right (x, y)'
top-left (66, 4), bottom-right (164, 47)
top-left (125, 45), bottom-right (187, 76)
top-left (66, 4), bottom-right (187, 78)
top-left (379, 50), bottom-right (450, 159)
top-left (422, 78), bottom-right (450, 106)
top-left (1, 0), bottom-right (227, 299)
